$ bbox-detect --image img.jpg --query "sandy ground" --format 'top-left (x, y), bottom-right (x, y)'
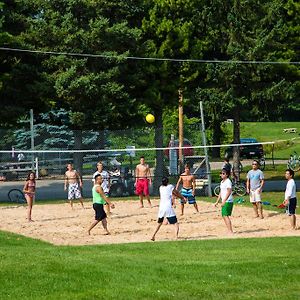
top-left (0, 199), bottom-right (299, 245)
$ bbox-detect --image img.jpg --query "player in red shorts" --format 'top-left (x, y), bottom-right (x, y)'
top-left (135, 156), bottom-right (152, 208)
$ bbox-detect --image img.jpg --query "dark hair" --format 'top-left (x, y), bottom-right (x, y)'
top-left (162, 176), bottom-right (169, 186)
top-left (224, 158), bottom-right (229, 163)
top-left (94, 174), bottom-right (102, 180)
top-left (140, 156), bottom-right (145, 159)
top-left (221, 168), bottom-right (230, 177)
top-left (26, 172), bottom-right (36, 182)
top-left (184, 163), bottom-right (190, 169)
top-left (286, 169), bottom-right (294, 178)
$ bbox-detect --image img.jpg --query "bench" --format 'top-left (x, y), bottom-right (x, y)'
top-left (283, 128), bottom-right (297, 133)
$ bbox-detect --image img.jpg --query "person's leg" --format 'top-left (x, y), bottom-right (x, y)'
top-left (88, 220), bottom-right (100, 235)
top-left (180, 203), bottom-right (184, 215)
top-left (25, 194), bottom-right (33, 222)
top-left (193, 202), bottom-right (199, 213)
top-left (257, 202), bottom-right (264, 219)
top-left (151, 223), bottom-right (162, 241)
top-left (290, 215), bottom-right (296, 229)
top-left (146, 195), bottom-right (152, 208)
top-left (139, 195), bottom-right (144, 208)
top-left (79, 198), bottom-right (84, 208)
top-left (223, 216), bottom-right (233, 233)
top-left (101, 218), bottom-right (110, 235)
top-left (252, 203), bottom-right (259, 217)
top-left (105, 203), bottom-right (111, 216)
top-left (173, 223), bottom-right (179, 239)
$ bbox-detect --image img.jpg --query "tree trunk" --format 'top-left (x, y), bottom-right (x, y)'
top-left (73, 130), bottom-right (83, 175)
top-left (153, 109), bottom-right (164, 196)
top-left (232, 109), bottom-right (240, 182)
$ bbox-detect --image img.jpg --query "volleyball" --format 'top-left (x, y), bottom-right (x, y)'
top-left (146, 114), bottom-right (155, 124)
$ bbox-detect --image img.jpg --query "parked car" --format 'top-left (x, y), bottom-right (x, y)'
top-left (225, 138), bottom-right (264, 159)
top-left (164, 138), bottom-right (194, 158)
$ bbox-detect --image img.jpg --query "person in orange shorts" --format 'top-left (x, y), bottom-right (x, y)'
top-left (135, 156), bottom-right (152, 208)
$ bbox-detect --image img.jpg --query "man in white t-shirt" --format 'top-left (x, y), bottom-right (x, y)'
top-left (283, 169), bottom-right (297, 230)
top-left (215, 168), bottom-right (234, 234)
top-left (246, 160), bottom-right (265, 219)
top-left (151, 177), bottom-right (186, 241)
top-left (92, 161), bottom-right (111, 215)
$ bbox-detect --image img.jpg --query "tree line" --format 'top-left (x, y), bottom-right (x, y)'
top-left (1, 0), bottom-right (299, 189)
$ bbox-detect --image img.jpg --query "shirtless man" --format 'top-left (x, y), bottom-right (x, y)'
top-left (64, 163), bottom-right (84, 209)
top-left (175, 163), bottom-right (199, 215)
top-left (135, 156), bottom-right (152, 208)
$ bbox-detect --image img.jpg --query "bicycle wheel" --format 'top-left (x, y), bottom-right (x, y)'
top-left (234, 183), bottom-right (247, 197)
top-left (213, 185), bottom-right (220, 196)
top-left (8, 189), bottom-right (26, 203)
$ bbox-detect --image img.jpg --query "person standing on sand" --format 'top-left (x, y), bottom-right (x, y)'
top-left (175, 163), bottom-right (199, 215)
top-left (151, 177), bottom-right (186, 241)
top-left (135, 156), bottom-right (152, 208)
top-left (246, 160), bottom-right (265, 219)
top-left (214, 168), bottom-right (234, 234)
top-left (64, 163), bottom-right (84, 209)
top-left (283, 169), bottom-right (297, 230)
top-left (88, 175), bottom-right (115, 235)
top-left (23, 172), bottom-right (36, 222)
top-left (93, 161), bottom-right (111, 216)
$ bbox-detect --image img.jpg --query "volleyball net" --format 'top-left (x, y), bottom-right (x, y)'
top-left (0, 124), bottom-right (299, 202)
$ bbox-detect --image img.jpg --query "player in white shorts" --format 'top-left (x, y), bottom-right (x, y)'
top-left (246, 160), bottom-right (265, 218)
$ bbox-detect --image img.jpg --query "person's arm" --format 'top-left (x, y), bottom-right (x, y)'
top-left (64, 173), bottom-right (68, 191)
top-left (192, 176), bottom-right (196, 196)
top-left (135, 166), bottom-right (139, 184)
top-left (172, 188), bottom-right (186, 203)
top-left (258, 178), bottom-right (265, 193)
top-left (147, 165), bottom-right (152, 185)
top-left (246, 176), bottom-right (250, 194)
top-left (23, 181), bottom-right (29, 193)
top-left (283, 182), bottom-right (292, 206)
top-left (76, 171), bottom-right (83, 188)
top-left (175, 176), bottom-right (182, 190)
top-left (96, 186), bottom-right (115, 208)
top-left (214, 192), bottom-right (221, 206)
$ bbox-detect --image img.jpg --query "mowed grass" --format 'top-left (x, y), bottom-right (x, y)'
top-left (0, 231), bottom-right (299, 300)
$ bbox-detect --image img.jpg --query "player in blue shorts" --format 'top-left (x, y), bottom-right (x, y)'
top-left (175, 164), bottom-right (199, 215)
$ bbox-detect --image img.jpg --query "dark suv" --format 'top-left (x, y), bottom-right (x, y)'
top-left (225, 138), bottom-right (264, 159)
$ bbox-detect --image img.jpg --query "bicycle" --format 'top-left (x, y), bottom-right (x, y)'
top-left (287, 151), bottom-right (300, 172)
top-left (7, 189), bottom-right (27, 204)
top-left (213, 181), bottom-right (247, 197)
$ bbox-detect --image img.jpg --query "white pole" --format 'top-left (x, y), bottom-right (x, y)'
top-left (35, 157), bottom-right (39, 179)
top-left (200, 101), bottom-right (212, 197)
top-left (30, 109), bottom-right (35, 170)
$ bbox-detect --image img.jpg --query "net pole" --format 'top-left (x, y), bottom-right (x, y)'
top-left (200, 101), bottom-right (212, 197)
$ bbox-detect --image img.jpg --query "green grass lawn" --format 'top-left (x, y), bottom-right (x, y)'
top-left (0, 231), bottom-right (299, 300)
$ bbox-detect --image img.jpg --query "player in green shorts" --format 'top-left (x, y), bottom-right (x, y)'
top-left (214, 168), bottom-right (234, 234)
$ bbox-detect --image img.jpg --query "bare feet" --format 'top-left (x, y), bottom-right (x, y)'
top-left (151, 236), bottom-right (155, 241)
